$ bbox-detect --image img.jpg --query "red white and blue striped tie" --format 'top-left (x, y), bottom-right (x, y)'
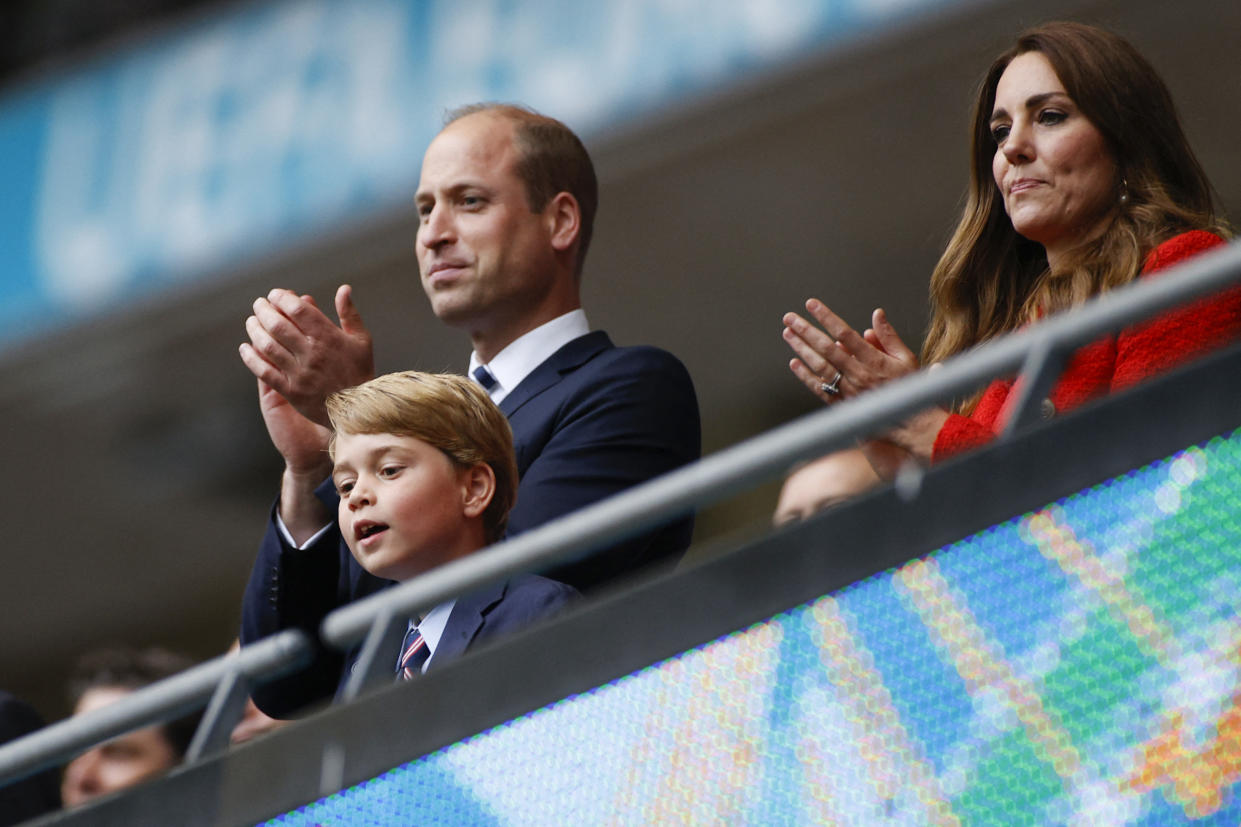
top-left (397, 624), bottom-right (430, 680)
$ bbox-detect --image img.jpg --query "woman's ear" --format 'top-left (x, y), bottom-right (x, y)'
top-left (545, 191), bottom-right (582, 255)
top-left (460, 463), bottom-right (496, 519)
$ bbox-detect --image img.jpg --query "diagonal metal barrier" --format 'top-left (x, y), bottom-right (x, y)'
top-left (1, 239), bottom-right (1239, 792)
top-left (325, 239), bottom-right (1241, 693)
top-left (0, 629), bottom-right (310, 788)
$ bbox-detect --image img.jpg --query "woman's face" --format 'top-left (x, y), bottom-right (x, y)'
top-left (990, 51), bottom-right (1118, 267)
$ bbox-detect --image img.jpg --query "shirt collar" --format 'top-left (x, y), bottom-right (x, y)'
top-left (468, 309), bottom-right (590, 404)
top-left (409, 599), bottom-right (456, 672)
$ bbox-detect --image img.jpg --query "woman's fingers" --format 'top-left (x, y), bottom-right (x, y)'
top-left (803, 299), bottom-right (860, 353)
top-left (803, 298), bottom-right (848, 337)
top-left (785, 301), bottom-right (921, 404)
top-left (806, 299), bottom-right (898, 371)
top-left (788, 357), bottom-right (847, 403)
top-left (782, 313), bottom-right (840, 378)
top-left (871, 308), bottom-right (918, 364)
top-left (782, 310), bottom-right (835, 353)
top-left (784, 327), bottom-right (847, 381)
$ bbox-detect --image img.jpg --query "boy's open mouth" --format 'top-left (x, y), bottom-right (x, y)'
top-left (356, 522), bottom-right (388, 541)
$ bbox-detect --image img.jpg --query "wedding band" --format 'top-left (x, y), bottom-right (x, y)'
top-left (820, 373), bottom-right (842, 396)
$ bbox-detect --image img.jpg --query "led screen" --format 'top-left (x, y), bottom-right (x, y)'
top-left (266, 429), bottom-right (1241, 825)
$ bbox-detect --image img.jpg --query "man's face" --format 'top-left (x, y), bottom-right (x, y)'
top-left (333, 432), bottom-right (484, 581)
top-left (415, 113), bottom-right (560, 339)
top-left (60, 687), bottom-right (179, 808)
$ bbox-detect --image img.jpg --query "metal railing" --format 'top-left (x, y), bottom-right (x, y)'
top-left (0, 629), bottom-right (310, 787)
top-left (2, 238), bottom-right (1239, 792)
top-left (326, 238), bottom-right (1241, 696)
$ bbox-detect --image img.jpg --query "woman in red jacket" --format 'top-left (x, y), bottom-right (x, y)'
top-left (783, 21), bottom-right (1239, 476)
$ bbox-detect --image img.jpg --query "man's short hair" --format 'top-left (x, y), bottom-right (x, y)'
top-left (446, 103), bottom-right (598, 277)
top-left (326, 371), bottom-right (519, 544)
top-left (67, 647), bottom-right (200, 757)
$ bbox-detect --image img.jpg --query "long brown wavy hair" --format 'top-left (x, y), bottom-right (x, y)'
top-left (923, 22), bottom-right (1228, 409)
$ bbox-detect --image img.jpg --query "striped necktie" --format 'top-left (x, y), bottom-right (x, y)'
top-left (397, 623), bottom-right (430, 680)
top-left (473, 365), bottom-right (498, 391)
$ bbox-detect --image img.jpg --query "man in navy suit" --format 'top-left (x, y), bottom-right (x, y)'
top-left (239, 104), bottom-right (699, 715)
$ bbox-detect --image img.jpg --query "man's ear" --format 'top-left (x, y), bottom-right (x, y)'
top-left (545, 192), bottom-right (581, 254)
top-left (460, 463), bottom-right (496, 519)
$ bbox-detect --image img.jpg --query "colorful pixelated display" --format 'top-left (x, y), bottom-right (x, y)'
top-left (266, 430), bottom-right (1241, 825)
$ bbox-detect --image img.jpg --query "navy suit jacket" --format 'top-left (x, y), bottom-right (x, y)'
top-left (242, 331), bottom-right (700, 716)
top-left (342, 575), bottom-right (578, 690)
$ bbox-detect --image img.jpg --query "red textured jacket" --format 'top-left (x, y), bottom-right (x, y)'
top-left (933, 230), bottom-right (1240, 461)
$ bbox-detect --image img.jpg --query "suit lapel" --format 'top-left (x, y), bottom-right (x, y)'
top-left (430, 580), bottom-right (509, 667)
top-left (499, 331), bottom-right (613, 418)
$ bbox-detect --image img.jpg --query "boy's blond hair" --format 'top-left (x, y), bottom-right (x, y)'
top-left (326, 371), bottom-right (517, 544)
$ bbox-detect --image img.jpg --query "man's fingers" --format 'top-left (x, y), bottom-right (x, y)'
top-left (245, 313), bottom-right (297, 369)
top-left (267, 287), bottom-right (335, 337)
top-left (259, 285), bottom-right (369, 345)
top-left (265, 288), bottom-right (306, 320)
top-left (335, 284), bottom-right (370, 338)
top-left (252, 296), bottom-right (311, 347)
top-left (239, 342), bottom-right (289, 394)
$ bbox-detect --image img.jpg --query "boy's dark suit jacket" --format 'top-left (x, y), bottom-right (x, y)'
top-left (242, 331), bottom-right (700, 716)
top-left (339, 574), bottom-right (579, 691)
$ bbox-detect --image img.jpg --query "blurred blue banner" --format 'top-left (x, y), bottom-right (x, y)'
top-left (0, 0), bottom-right (946, 347)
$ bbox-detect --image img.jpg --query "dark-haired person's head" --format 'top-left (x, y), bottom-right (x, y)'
top-left (415, 104), bottom-right (595, 362)
top-left (782, 22), bottom-right (1234, 471)
top-left (443, 103), bottom-right (598, 276)
top-left (926, 21), bottom-right (1227, 368)
top-left (60, 647), bottom-right (199, 809)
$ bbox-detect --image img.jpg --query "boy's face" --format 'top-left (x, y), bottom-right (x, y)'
top-left (332, 432), bottom-right (486, 581)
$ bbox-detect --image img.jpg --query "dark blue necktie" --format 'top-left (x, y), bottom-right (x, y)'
top-left (473, 365), bottom-right (498, 391)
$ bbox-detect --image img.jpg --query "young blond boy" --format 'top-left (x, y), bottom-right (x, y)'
top-left (326, 371), bottom-right (577, 683)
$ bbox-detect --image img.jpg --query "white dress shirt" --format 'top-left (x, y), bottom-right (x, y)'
top-left (468, 308), bottom-right (590, 403)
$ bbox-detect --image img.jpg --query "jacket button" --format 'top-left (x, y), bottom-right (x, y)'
top-left (1040, 398), bottom-right (1056, 419)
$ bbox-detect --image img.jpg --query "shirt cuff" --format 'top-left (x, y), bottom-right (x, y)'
top-left (275, 512), bottom-right (334, 550)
